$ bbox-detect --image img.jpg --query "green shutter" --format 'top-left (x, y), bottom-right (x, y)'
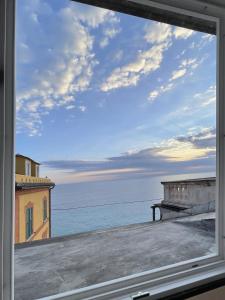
top-left (26, 207), bottom-right (33, 240)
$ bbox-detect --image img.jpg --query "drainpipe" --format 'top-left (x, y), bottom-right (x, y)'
top-left (49, 184), bottom-right (55, 238)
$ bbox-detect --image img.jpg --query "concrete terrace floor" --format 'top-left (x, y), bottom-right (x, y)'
top-left (14, 213), bottom-right (215, 300)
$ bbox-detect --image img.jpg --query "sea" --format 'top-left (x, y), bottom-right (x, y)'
top-left (51, 172), bottom-right (214, 237)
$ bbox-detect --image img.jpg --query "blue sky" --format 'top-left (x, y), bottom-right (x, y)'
top-left (16, 0), bottom-right (216, 183)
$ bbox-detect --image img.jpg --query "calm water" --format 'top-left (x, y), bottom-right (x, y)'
top-left (51, 173), bottom-right (213, 237)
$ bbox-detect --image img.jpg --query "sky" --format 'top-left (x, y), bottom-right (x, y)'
top-left (16, 0), bottom-right (216, 184)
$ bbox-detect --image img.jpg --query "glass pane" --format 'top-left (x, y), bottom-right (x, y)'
top-left (14, 0), bottom-right (217, 299)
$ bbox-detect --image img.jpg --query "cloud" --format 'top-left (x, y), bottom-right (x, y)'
top-left (194, 85), bottom-right (216, 107)
top-left (176, 127), bottom-right (216, 149)
top-left (100, 23), bottom-right (197, 93)
top-left (100, 44), bottom-right (165, 91)
top-left (173, 27), bottom-right (194, 39)
top-left (66, 105), bottom-right (75, 110)
top-left (169, 58), bottom-right (199, 82)
top-left (148, 57), bottom-right (200, 102)
top-left (43, 99), bottom-right (54, 109)
top-left (43, 128), bottom-right (216, 183)
top-left (202, 33), bottom-right (215, 42)
top-left (148, 83), bottom-right (174, 102)
top-left (26, 100), bottom-right (40, 113)
top-left (169, 68), bottom-right (186, 81)
top-left (100, 27), bottom-right (121, 48)
top-left (148, 90), bottom-right (159, 101)
top-left (101, 22), bottom-right (173, 92)
top-left (164, 80), bottom-right (216, 130)
top-left (180, 58), bottom-right (198, 68)
top-left (135, 124), bottom-right (148, 131)
top-left (78, 105), bottom-right (87, 112)
top-left (187, 33), bottom-right (216, 53)
top-left (144, 22), bottom-right (172, 44)
top-left (141, 141), bottom-right (213, 163)
top-left (17, 43), bottom-right (32, 64)
top-left (74, 5), bottom-right (119, 28)
top-left (113, 49), bottom-right (123, 62)
top-left (99, 37), bottom-right (109, 48)
top-left (16, 113), bottom-right (42, 137)
top-left (16, 0), bottom-right (119, 136)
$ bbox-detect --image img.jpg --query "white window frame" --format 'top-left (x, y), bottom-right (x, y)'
top-left (25, 159), bottom-right (31, 176)
top-left (36, 165), bottom-right (39, 177)
top-left (1, 0), bottom-right (225, 300)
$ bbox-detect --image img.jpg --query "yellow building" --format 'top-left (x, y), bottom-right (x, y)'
top-left (15, 154), bottom-right (55, 244)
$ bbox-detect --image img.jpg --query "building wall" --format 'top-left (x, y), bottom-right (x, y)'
top-left (16, 156), bottom-right (25, 175)
top-left (160, 180), bottom-right (216, 220)
top-left (164, 181), bottom-right (216, 206)
top-left (15, 188), bottom-right (50, 243)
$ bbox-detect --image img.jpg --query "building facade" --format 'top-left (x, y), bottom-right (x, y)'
top-left (15, 154), bottom-right (55, 243)
top-left (152, 177), bottom-right (216, 221)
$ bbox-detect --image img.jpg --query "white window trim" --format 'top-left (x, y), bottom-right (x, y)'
top-left (36, 165), bottom-right (39, 177)
top-left (25, 159), bottom-right (31, 176)
top-left (1, 0), bottom-right (225, 300)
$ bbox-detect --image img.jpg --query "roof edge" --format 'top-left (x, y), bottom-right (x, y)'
top-left (16, 154), bottom-right (40, 165)
top-left (15, 182), bottom-right (55, 190)
top-left (161, 177), bottom-right (216, 185)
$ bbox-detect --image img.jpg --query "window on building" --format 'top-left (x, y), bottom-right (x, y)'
top-left (43, 199), bottom-right (47, 222)
top-left (36, 165), bottom-right (39, 177)
top-left (25, 159), bottom-right (31, 176)
top-left (25, 207), bottom-right (33, 240)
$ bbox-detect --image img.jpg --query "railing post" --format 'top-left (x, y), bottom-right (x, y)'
top-left (151, 205), bottom-right (156, 222)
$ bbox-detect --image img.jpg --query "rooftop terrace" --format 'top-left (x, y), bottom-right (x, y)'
top-left (15, 174), bottom-right (52, 184)
top-left (15, 174), bottom-right (55, 190)
top-left (14, 213), bottom-right (215, 300)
